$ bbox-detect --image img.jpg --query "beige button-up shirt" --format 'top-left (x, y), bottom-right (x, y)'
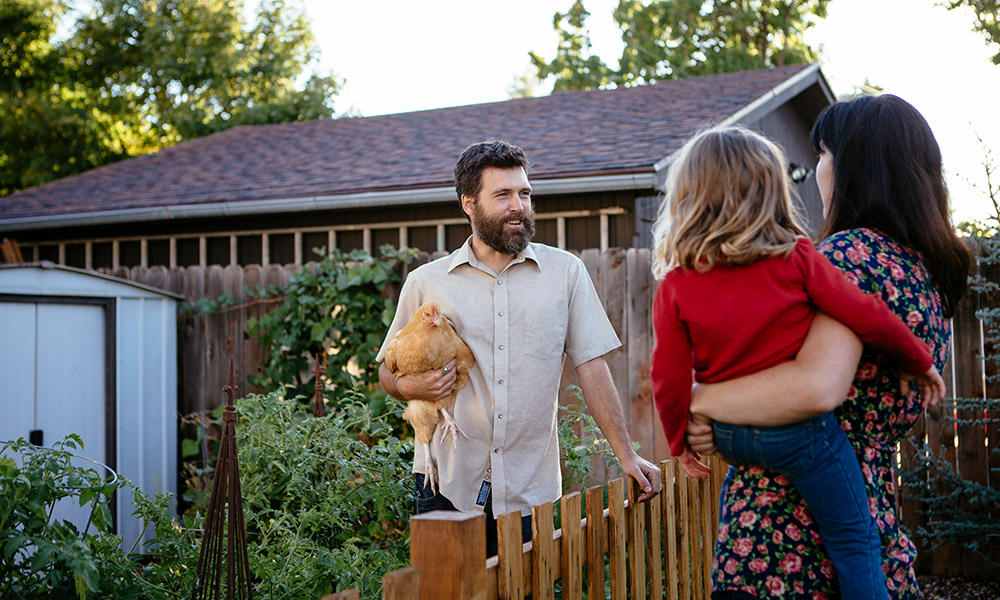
top-left (376, 238), bottom-right (621, 516)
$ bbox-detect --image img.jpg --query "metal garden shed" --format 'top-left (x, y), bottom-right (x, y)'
top-left (0, 261), bottom-right (179, 547)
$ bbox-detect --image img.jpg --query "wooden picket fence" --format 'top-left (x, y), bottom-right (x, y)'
top-left (324, 456), bottom-right (729, 600)
top-left (100, 246), bottom-right (1000, 579)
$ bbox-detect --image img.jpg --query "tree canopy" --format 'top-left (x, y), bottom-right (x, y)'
top-left (947, 0), bottom-right (1000, 64)
top-left (0, 0), bottom-right (339, 196)
top-left (528, 0), bottom-right (830, 92)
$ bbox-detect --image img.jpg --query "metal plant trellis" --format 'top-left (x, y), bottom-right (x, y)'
top-left (192, 357), bottom-right (252, 600)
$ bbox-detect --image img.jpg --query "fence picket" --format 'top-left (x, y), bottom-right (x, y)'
top-left (381, 566), bottom-right (419, 600)
top-left (559, 492), bottom-right (583, 599)
top-left (584, 485), bottom-right (605, 600)
top-left (662, 461), bottom-right (679, 600)
top-left (627, 478), bottom-right (647, 600)
top-left (677, 464), bottom-right (692, 600)
top-left (531, 502), bottom-right (556, 600)
top-left (645, 470), bottom-right (664, 600)
top-left (497, 511), bottom-right (525, 600)
top-left (687, 476), bottom-right (704, 600)
top-left (607, 478), bottom-right (627, 600)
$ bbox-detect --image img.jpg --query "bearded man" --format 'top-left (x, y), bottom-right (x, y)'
top-left (376, 140), bottom-right (661, 556)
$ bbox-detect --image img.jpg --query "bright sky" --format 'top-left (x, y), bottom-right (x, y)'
top-left (306, 0), bottom-right (998, 224)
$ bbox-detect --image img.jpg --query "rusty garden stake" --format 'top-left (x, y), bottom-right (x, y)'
top-left (313, 352), bottom-right (326, 418)
top-left (192, 357), bottom-right (252, 600)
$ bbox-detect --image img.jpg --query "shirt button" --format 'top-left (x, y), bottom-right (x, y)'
top-left (498, 379), bottom-right (504, 385)
top-left (498, 344), bottom-right (504, 350)
top-left (494, 448), bottom-right (499, 453)
top-left (487, 467), bottom-right (492, 473)
top-left (498, 311), bottom-right (504, 317)
top-left (497, 413), bottom-right (503, 420)
top-left (497, 280), bottom-right (503, 285)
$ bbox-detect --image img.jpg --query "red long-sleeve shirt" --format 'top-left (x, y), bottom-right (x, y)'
top-left (651, 237), bottom-right (933, 456)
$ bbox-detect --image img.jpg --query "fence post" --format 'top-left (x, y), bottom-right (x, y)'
top-left (409, 510), bottom-right (487, 600)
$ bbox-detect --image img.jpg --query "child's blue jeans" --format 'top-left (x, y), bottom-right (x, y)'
top-left (713, 411), bottom-right (888, 600)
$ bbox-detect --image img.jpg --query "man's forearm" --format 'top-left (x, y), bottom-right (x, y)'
top-left (576, 357), bottom-right (638, 460)
top-left (378, 362), bottom-right (406, 401)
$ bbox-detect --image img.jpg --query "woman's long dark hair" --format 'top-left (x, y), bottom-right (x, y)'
top-left (811, 94), bottom-right (971, 317)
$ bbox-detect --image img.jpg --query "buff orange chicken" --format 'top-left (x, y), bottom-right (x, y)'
top-left (384, 302), bottom-right (475, 493)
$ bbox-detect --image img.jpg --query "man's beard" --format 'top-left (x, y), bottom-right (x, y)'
top-left (472, 202), bottom-right (536, 256)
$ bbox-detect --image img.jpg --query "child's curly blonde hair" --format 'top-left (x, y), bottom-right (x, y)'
top-left (652, 126), bottom-right (808, 279)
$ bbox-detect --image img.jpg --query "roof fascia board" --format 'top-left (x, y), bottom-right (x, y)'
top-left (1, 172), bottom-right (657, 233)
top-left (652, 64), bottom-right (830, 176)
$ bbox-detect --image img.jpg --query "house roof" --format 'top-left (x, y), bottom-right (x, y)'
top-left (1, 63), bottom-right (828, 231)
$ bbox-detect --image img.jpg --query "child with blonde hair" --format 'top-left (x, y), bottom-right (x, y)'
top-left (650, 126), bottom-right (945, 600)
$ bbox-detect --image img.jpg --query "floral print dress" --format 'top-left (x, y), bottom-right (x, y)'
top-left (711, 228), bottom-right (951, 599)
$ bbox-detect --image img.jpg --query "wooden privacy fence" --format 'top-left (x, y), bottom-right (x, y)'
top-left (325, 456), bottom-right (729, 600)
top-left (102, 246), bottom-right (1000, 579)
top-left (897, 255), bottom-right (1000, 580)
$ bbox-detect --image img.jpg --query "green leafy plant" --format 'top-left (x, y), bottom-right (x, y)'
top-left (246, 245), bottom-right (417, 403)
top-left (181, 387), bottom-right (413, 599)
top-left (558, 384), bottom-right (620, 493)
top-left (0, 435), bottom-right (202, 599)
top-left (0, 435), bottom-right (121, 599)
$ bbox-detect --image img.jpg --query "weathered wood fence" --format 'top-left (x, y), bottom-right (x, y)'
top-left (102, 246), bottom-right (999, 579)
top-left (325, 456), bottom-right (729, 600)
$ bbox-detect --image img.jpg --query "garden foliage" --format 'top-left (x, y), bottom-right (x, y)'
top-left (0, 435), bottom-right (202, 599)
top-left (246, 245), bottom-right (417, 402)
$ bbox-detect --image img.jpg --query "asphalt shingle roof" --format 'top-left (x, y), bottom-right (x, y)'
top-left (2, 64), bottom-right (811, 221)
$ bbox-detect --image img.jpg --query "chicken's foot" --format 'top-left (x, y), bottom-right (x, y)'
top-left (421, 441), bottom-right (438, 495)
top-left (438, 410), bottom-right (469, 449)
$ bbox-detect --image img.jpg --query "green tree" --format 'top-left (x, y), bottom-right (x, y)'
top-left (946, 0), bottom-right (1000, 64)
top-left (528, 0), bottom-right (613, 92)
top-left (529, 0), bottom-right (830, 92)
top-left (0, 0), bottom-right (339, 196)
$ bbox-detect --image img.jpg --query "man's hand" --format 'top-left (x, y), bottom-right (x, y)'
top-left (380, 359), bottom-right (457, 402)
top-left (620, 454), bottom-right (662, 503)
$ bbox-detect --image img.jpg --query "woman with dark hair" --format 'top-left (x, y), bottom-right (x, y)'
top-left (686, 94), bottom-right (972, 599)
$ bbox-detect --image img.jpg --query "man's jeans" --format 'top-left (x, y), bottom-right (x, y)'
top-left (413, 473), bottom-right (532, 558)
top-left (713, 412), bottom-right (888, 600)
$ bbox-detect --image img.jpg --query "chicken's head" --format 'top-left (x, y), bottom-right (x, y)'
top-left (417, 302), bottom-right (441, 328)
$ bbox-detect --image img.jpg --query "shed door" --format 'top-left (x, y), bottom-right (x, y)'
top-left (0, 300), bottom-right (109, 530)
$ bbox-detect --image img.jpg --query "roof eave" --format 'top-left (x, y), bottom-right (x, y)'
top-left (0, 171), bottom-right (658, 233)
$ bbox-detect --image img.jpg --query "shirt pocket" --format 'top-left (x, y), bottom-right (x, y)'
top-left (523, 304), bottom-right (568, 359)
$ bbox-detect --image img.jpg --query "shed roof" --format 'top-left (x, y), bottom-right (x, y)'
top-left (1, 63), bottom-right (826, 231)
top-left (0, 262), bottom-right (183, 300)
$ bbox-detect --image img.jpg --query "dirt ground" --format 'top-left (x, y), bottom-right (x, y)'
top-left (917, 575), bottom-right (1000, 599)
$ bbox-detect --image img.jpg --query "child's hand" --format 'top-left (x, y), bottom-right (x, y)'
top-left (678, 447), bottom-right (711, 479)
top-left (901, 365), bottom-right (946, 408)
top-left (686, 414), bottom-right (716, 457)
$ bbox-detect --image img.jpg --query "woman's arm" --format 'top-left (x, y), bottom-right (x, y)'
top-left (689, 313), bottom-right (864, 426)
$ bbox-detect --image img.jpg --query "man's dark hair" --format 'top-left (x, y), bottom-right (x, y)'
top-left (454, 140), bottom-right (531, 203)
